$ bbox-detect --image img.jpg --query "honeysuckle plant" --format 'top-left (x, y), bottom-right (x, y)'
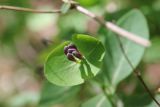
top-left (1, 0), bottom-right (160, 107)
top-left (44, 34), bottom-right (105, 86)
top-left (41, 9), bottom-right (159, 107)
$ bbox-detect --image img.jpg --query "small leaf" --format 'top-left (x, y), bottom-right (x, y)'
top-left (76, 0), bottom-right (101, 7)
top-left (121, 94), bottom-right (160, 107)
top-left (121, 94), bottom-right (152, 107)
top-left (61, 3), bottom-right (71, 14)
top-left (103, 9), bottom-right (149, 89)
top-left (146, 95), bottom-right (160, 107)
top-left (44, 34), bottom-right (105, 86)
top-left (143, 37), bottom-right (160, 63)
top-left (82, 94), bottom-right (112, 107)
top-left (39, 81), bottom-right (80, 107)
top-left (72, 34), bottom-right (105, 67)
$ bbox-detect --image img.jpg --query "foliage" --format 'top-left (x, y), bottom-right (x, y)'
top-left (0, 0), bottom-right (160, 107)
top-left (44, 34), bottom-right (105, 86)
top-left (102, 9), bottom-right (149, 90)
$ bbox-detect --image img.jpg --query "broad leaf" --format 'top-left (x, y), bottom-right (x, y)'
top-left (72, 34), bottom-right (105, 67)
top-left (121, 94), bottom-right (160, 107)
top-left (143, 37), bottom-right (160, 63)
top-left (39, 81), bottom-right (80, 107)
top-left (61, 3), bottom-right (71, 14)
top-left (121, 94), bottom-right (152, 107)
top-left (103, 9), bottom-right (149, 89)
top-left (76, 0), bottom-right (101, 7)
top-left (81, 94), bottom-right (112, 107)
top-left (146, 95), bottom-right (160, 107)
top-left (44, 34), bottom-right (105, 86)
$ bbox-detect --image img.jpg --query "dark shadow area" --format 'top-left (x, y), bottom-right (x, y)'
top-left (79, 58), bottom-right (94, 80)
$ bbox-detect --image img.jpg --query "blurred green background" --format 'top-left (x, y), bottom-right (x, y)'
top-left (0, 0), bottom-right (160, 107)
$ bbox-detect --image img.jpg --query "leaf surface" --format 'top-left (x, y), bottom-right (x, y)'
top-left (44, 34), bottom-right (105, 86)
top-left (103, 9), bottom-right (149, 88)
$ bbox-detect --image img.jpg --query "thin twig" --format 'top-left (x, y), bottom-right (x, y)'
top-left (116, 36), bottom-right (160, 107)
top-left (0, 5), bottom-right (151, 47)
top-left (74, 3), bottom-right (160, 105)
top-left (0, 3), bottom-right (158, 105)
top-left (75, 5), bottom-right (151, 47)
top-left (101, 85), bottom-right (116, 107)
top-left (0, 5), bottom-right (61, 13)
top-left (106, 22), bottom-right (151, 47)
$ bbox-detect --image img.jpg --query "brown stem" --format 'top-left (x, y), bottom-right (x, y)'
top-left (69, 2), bottom-right (159, 105)
top-left (75, 5), bottom-right (151, 47)
top-left (116, 36), bottom-right (160, 107)
top-left (101, 85), bottom-right (116, 107)
top-left (73, 3), bottom-right (159, 106)
top-left (0, 4), bottom-right (151, 47)
top-left (0, 5), bottom-right (61, 13)
top-left (0, 2), bottom-right (158, 106)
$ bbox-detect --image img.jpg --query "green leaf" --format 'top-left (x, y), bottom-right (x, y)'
top-left (146, 95), bottom-right (160, 107)
top-left (57, 12), bottom-right (88, 39)
top-left (6, 92), bottom-right (39, 107)
top-left (121, 94), bottom-right (160, 107)
top-left (121, 94), bottom-right (152, 107)
top-left (72, 34), bottom-right (105, 67)
top-left (44, 34), bottom-right (105, 86)
top-left (76, 0), bottom-right (101, 7)
top-left (143, 37), bottom-right (160, 63)
top-left (61, 3), bottom-right (71, 14)
top-left (39, 81), bottom-right (80, 107)
top-left (81, 94), bottom-right (112, 107)
top-left (103, 9), bottom-right (149, 89)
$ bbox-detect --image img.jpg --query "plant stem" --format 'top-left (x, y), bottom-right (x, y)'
top-left (101, 85), bottom-right (116, 107)
top-left (72, 2), bottom-right (159, 106)
top-left (0, 5), bottom-right (61, 13)
top-left (74, 4), bottom-right (159, 105)
top-left (75, 5), bottom-right (150, 47)
top-left (0, 2), bottom-right (158, 106)
top-left (116, 35), bottom-right (160, 107)
top-left (105, 22), bottom-right (150, 47)
top-left (0, 4), bottom-right (151, 47)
